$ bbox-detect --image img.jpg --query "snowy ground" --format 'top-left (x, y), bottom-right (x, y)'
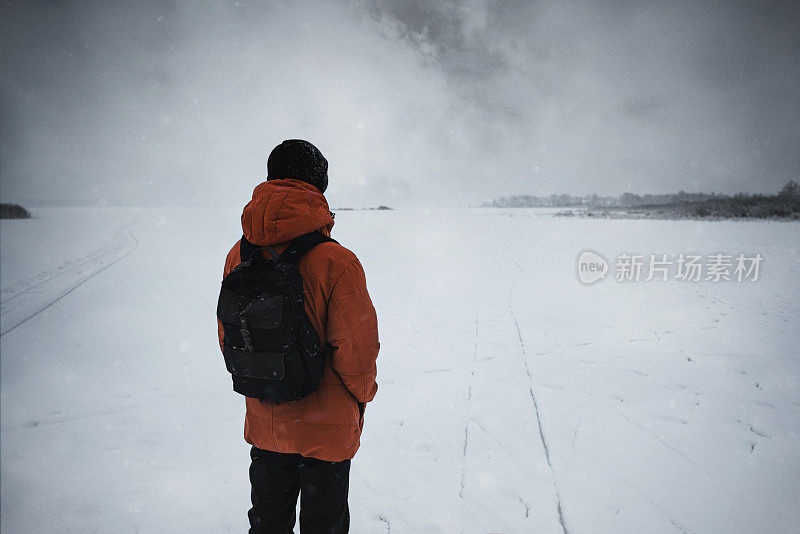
top-left (1, 207), bottom-right (799, 533)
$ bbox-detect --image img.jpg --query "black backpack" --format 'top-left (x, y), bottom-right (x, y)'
top-left (216, 232), bottom-right (337, 402)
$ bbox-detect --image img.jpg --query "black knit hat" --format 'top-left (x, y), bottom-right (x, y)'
top-left (267, 139), bottom-right (328, 193)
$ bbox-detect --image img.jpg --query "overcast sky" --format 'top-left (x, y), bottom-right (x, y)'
top-left (1, 0), bottom-right (798, 207)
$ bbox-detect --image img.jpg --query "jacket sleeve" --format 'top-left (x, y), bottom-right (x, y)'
top-left (326, 257), bottom-right (380, 404)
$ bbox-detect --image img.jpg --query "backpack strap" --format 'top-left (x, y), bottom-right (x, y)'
top-left (239, 235), bottom-right (267, 263)
top-left (281, 232), bottom-right (339, 265)
top-left (239, 232), bottom-right (338, 265)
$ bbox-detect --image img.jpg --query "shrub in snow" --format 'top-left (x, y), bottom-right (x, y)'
top-left (0, 203), bottom-right (31, 219)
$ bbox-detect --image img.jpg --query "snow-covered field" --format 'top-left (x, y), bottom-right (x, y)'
top-left (2, 207), bottom-right (798, 533)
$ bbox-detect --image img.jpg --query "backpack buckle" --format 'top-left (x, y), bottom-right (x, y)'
top-left (239, 317), bottom-right (253, 352)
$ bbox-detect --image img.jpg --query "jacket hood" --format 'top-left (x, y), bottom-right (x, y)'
top-left (241, 179), bottom-right (334, 246)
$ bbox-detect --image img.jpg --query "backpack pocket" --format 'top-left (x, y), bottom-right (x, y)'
top-left (223, 347), bottom-right (285, 380)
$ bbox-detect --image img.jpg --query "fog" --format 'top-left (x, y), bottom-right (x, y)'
top-left (1, 0), bottom-right (798, 208)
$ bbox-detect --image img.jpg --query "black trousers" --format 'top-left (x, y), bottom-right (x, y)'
top-left (248, 446), bottom-right (351, 534)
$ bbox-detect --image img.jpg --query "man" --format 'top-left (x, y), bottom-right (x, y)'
top-left (218, 139), bottom-right (380, 533)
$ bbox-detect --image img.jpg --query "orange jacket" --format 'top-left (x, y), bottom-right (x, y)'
top-left (218, 179), bottom-right (379, 461)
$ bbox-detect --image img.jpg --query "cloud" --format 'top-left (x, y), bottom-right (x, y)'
top-left (1, 1), bottom-right (467, 207)
top-left (366, 0), bottom-right (800, 197)
top-left (1, 0), bottom-right (798, 208)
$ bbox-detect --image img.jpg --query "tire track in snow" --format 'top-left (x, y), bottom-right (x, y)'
top-left (507, 314), bottom-right (698, 464)
top-left (458, 313), bottom-right (479, 499)
top-left (461, 303), bottom-right (558, 530)
top-left (1, 225), bottom-right (139, 337)
top-left (510, 300), bottom-right (701, 533)
top-left (1, 225), bottom-right (134, 302)
top-left (511, 304), bottom-right (570, 534)
top-left (580, 390), bottom-right (696, 464)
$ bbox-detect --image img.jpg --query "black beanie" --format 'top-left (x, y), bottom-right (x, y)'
top-left (267, 139), bottom-right (328, 194)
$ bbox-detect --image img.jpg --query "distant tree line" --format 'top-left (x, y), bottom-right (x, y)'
top-left (487, 181), bottom-right (800, 219)
top-left (334, 205), bottom-right (393, 211)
